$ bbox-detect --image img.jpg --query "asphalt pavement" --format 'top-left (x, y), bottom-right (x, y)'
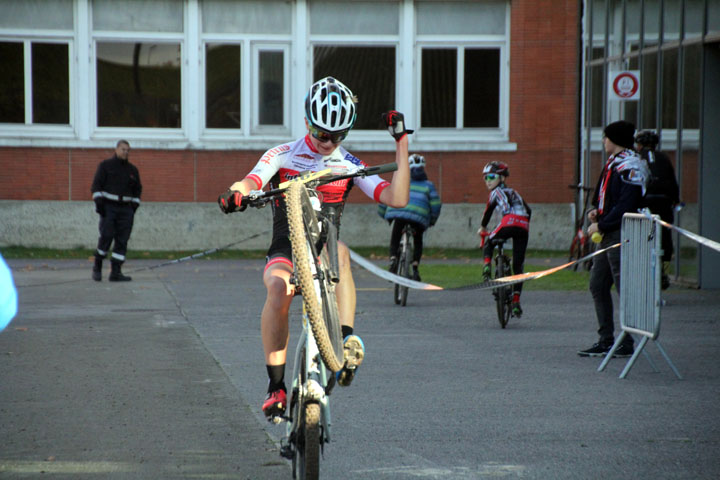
top-left (1, 257), bottom-right (719, 479)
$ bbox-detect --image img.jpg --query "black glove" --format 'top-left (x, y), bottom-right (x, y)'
top-left (218, 189), bottom-right (245, 214)
top-left (132, 203), bottom-right (139, 213)
top-left (381, 110), bottom-right (413, 141)
top-left (94, 198), bottom-right (105, 216)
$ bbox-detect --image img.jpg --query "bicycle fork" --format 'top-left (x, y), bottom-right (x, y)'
top-left (283, 297), bottom-right (333, 457)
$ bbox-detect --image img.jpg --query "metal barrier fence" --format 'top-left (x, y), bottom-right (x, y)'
top-left (598, 212), bottom-right (682, 379)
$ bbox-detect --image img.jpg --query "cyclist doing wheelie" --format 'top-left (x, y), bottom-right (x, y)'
top-left (378, 153), bottom-right (442, 281)
top-left (218, 77), bottom-right (411, 420)
top-left (477, 161), bottom-right (531, 317)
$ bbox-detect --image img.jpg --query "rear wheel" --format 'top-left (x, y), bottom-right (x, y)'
top-left (398, 231), bottom-right (411, 306)
top-left (495, 255), bottom-right (511, 328)
top-left (286, 182), bottom-right (344, 372)
top-left (293, 402), bottom-right (320, 480)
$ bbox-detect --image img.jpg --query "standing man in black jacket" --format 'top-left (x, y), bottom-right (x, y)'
top-left (634, 130), bottom-right (680, 290)
top-left (91, 140), bottom-right (142, 282)
top-left (578, 121), bottom-right (649, 358)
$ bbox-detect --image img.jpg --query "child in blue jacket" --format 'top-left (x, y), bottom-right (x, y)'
top-left (379, 154), bottom-right (442, 281)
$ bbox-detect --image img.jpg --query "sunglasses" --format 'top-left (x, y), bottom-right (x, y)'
top-left (308, 123), bottom-right (349, 144)
top-left (484, 173), bottom-right (499, 181)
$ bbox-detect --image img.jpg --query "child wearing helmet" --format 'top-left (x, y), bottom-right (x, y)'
top-left (219, 76), bottom-right (412, 420)
top-left (477, 161), bottom-right (531, 317)
top-left (378, 154), bottom-right (442, 281)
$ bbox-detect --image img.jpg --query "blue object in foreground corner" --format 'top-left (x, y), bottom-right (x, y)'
top-left (0, 254), bottom-right (18, 332)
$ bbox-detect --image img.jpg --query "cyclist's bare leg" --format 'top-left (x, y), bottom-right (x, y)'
top-left (335, 241), bottom-right (356, 329)
top-left (261, 262), bottom-right (294, 366)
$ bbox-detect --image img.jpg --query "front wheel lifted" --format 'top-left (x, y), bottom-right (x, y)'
top-left (286, 182), bottom-right (344, 372)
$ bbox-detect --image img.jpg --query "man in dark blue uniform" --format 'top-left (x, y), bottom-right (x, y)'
top-left (91, 140), bottom-right (142, 282)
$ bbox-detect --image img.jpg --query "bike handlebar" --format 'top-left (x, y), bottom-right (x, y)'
top-left (231, 162), bottom-right (399, 212)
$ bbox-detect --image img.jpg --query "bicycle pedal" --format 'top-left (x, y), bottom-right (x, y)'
top-left (267, 414), bottom-right (287, 424)
top-left (279, 442), bottom-right (294, 459)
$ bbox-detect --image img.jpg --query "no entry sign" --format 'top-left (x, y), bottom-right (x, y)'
top-left (608, 70), bottom-right (640, 100)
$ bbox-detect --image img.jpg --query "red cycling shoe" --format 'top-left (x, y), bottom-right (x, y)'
top-left (262, 389), bottom-right (287, 419)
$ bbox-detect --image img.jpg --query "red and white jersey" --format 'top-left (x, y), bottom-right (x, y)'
top-left (245, 135), bottom-right (389, 204)
top-left (244, 135), bottom-right (390, 242)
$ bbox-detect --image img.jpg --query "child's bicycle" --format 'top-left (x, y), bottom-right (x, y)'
top-left (393, 223), bottom-right (417, 306)
top-left (225, 162), bottom-right (397, 479)
top-left (568, 183), bottom-right (595, 271)
top-left (480, 232), bottom-right (515, 329)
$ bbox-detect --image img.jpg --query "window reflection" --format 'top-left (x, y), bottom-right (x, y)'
top-left (96, 42), bottom-right (181, 128)
top-left (313, 46), bottom-right (395, 130)
top-left (206, 44), bottom-right (241, 129)
top-left (464, 49), bottom-right (499, 128)
top-left (259, 51), bottom-right (283, 126)
top-left (33, 43), bottom-right (69, 124)
top-left (0, 42), bottom-right (24, 123)
top-left (422, 49), bottom-right (456, 128)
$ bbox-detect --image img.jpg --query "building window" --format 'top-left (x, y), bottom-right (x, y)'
top-left (96, 42), bottom-right (182, 128)
top-left (420, 47), bottom-right (500, 129)
top-left (0, 42), bottom-right (24, 123)
top-left (258, 50), bottom-right (284, 126)
top-left (202, 1), bottom-right (292, 133)
top-left (0, 41), bottom-right (69, 124)
top-left (205, 44), bottom-right (241, 129)
top-left (313, 46), bottom-right (396, 130)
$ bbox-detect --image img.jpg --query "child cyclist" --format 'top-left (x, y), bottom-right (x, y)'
top-left (477, 161), bottom-right (531, 317)
top-left (218, 77), bottom-right (411, 420)
top-left (378, 153), bottom-right (442, 281)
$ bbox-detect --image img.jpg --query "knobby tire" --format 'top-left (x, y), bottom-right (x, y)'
top-left (286, 182), bottom-right (344, 373)
top-left (495, 255), bottom-right (511, 328)
top-left (294, 401), bottom-right (321, 480)
top-left (398, 231), bottom-right (411, 306)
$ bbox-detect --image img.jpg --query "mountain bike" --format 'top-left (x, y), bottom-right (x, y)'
top-left (393, 223), bottom-right (416, 306)
top-left (226, 162), bottom-right (397, 479)
top-left (481, 232), bottom-right (514, 328)
top-left (568, 183), bottom-right (594, 271)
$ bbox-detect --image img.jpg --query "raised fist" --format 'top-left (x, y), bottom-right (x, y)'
top-left (381, 110), bottom-right (413, 141)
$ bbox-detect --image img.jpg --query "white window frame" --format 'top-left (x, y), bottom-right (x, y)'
top-left (414, 34), bottom-right (510, 148)
top-left (89, 33), bottom-right (186, 144)
top-left (200, 41), bottom-right (242, 137)
top-left (0, 35), bottom-right (75, 140)
top-left (251, 43), bottom-right (291, 136)
top-left (1, 0), bottom-right (517, 151)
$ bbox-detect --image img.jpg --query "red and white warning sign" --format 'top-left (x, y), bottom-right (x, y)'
top-left (608, 70), bottom-right (640, 100)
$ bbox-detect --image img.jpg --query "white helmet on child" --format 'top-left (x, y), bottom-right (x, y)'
top-left (408, 154), bottom-right (426, 169)
top-left (305, 77), bottom-right (357, 133)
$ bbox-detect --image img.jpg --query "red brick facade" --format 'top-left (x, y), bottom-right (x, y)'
top-left (0, 1), bottom-right (581, 206)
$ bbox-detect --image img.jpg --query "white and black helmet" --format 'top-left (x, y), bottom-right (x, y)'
top-left (408, 154), bottom-right (426, 169)
top-left (305, 77), bottom-right (357, 133)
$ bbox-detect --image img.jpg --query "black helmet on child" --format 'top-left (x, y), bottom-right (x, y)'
top-left (635, 130), bottom-right (660, 149)
top-left (483, 161), bottom-right (509, 177)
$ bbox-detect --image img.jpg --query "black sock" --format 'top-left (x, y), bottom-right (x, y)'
top-left (342, 325), bottom-right (354, 339)
top-left (266, 364), bottom-right (286, 393)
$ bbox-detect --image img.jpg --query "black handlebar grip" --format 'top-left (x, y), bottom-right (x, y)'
top-left (364, 162), bottom-right (398, 176)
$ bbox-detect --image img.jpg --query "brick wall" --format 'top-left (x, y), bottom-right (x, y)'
top-left (0, 1), bottom-right (581, 207)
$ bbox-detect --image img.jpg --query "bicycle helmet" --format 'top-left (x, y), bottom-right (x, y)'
top-left (483, 161), bottom-right (509, 177)
top-left (634, 130), bottom-right (660, 149)
top-left (408, 154), bottom-right (426, 169)
top-left (305, 77), bottom-right (357, 133)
